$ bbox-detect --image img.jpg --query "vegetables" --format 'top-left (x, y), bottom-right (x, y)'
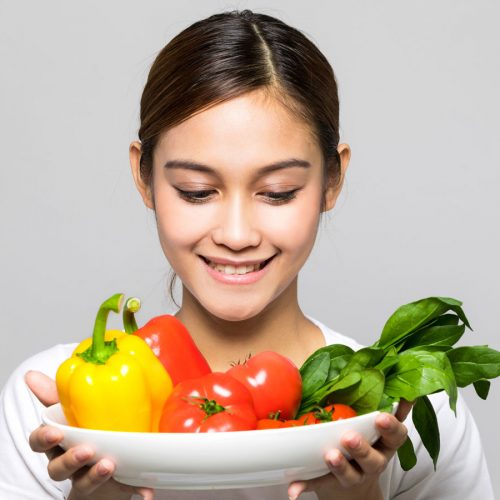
top-left (298, 404), bottom-right (358, 424)
top-left (159, 372), bottom-right (257, 432)
top-left (298, 296), bottom-right (500, 470)
top-left (56, 293), bottom-right (173, 432)
top-left (226, 351), bottom-right (302, 419)
top-left (123, 298), bottom-right (211, 386)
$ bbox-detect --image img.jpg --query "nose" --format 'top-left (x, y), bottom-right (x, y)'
top-left (211, 194), bottom-right (261, 250)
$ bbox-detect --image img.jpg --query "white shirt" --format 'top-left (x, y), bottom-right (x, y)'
top-left (0, 317), bottom-right (494, 499)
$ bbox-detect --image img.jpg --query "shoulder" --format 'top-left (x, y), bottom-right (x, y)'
top-left (305, 315), bottom-right (365, 351)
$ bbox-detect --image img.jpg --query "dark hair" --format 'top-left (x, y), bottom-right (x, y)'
top-left (137, 9), bottom-right (341, 306)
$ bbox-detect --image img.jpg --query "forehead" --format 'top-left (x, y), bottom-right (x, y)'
top-left (154, 90), bottom-right (321, 172)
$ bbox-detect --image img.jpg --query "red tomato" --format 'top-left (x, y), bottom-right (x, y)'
top-left (256, 417), bottom-right (309, 429)
top-left (159, 372), bottom-right (257, 432)
top-left (226, 351), bottom-right (302, 420)
top-left (299, 403), bottom-right (358, 424)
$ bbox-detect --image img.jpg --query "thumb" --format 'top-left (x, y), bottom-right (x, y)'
top-left (24, 370), bottom-right (59, 407)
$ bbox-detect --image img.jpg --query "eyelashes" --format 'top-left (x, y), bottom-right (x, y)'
top-left (174, 188), bottom-right (301, 205)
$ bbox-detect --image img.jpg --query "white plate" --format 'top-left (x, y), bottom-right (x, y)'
top-left (42, 403), bottom-right (397, 490)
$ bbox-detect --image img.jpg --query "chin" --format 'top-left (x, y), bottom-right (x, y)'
top-left (205, 300), bottom-right (266, 323)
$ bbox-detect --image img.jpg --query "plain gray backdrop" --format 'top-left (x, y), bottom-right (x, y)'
top-left (1, 0), bottom-right (499, 495)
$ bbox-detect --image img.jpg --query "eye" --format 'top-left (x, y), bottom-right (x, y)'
top-left (174, 188), bottom-right (217, 204)
top-left (260, 189), bottom-right (301, 204)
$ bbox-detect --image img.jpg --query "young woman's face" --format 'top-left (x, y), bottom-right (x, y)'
top-left (135, 90), bottom-right (338, 321)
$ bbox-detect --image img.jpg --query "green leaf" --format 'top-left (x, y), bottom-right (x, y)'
top-left (473, 380), bottom-right (490, 400)
top-left (385, 350), bottom-right (457, 413)
top-left (300, 352), bottom-right (330, 400)
top-left (397, 436), bottom-right (417, 471)
top-left (403, 323), bottom-right (465, 350)
top-left (412, 396), bottom-right (440, 470)
top-left (341, 347), bottom-right (386, 375)
top-left (328, 369), bottom-right (385, 415)
top-left (378, 297), bottom-right (470, 350)
top-left (447, 346), bottom-right (500, 387)
top-left (298, 372), bottom-right (361, 416)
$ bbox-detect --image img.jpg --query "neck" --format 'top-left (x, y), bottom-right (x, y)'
top-left (175, 278), bottom-right (324, 371)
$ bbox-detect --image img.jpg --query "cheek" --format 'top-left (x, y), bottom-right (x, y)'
top-left (261, 192), bottom-right (321, 254)
top-left (153, 192), bottom-right (216, 258)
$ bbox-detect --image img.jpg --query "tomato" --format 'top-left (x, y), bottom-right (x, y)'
top-left (159, 372), bottom-right (257, 432)
top-left (226, 351), bottom-right (302, 420)
top-left (256, 417), bottom-right (308, 429)
top-left (299, 403), bottom-right (357, 424)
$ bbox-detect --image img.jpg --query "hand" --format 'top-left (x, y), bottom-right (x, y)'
top-left (25, 370), bottom-right (155, 499)
top-left (287, 401), bottom-right (413, 500)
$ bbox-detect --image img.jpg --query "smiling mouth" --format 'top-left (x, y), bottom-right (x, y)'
top-left (200, 256), bottom-right (275, 275)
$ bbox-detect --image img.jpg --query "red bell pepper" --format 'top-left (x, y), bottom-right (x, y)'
top-left (123, 298), bottom-right (211, 386)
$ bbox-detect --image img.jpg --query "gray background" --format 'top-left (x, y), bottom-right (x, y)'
top-left (1, 0), bottom-right (499, 495)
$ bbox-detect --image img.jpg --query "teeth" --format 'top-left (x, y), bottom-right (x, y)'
top-left (208, 261), bottom-right (262, 275)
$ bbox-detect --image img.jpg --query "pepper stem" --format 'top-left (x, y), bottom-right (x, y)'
top-left (123, 297), bottom-right (141, 334)
top-left (77, 293), bottom-right (124, 364)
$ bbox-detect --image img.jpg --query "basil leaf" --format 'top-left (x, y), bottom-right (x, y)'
top-left (397, 436), bottom-right (417, 471)
top-left (341, 347), bottom-right (386, 375)
top-left (473, 380), bottom-right (490, 400)
top-left (329, 369), bottom-right (385, 415)
top-left (412, 396), bottom-right (440, 470)
top-left (378, 393), bottom-right (400, 412)
top-left (403, 324), bottom-right (465, 350)
top-left (385, 350), bottom-right (457, 413)
top-left (378, 297), bottom-right (470, 349)
top-left (298, 372), bottom-right (361, 415)
top-left (300, 352), bottom-right (330, 400)
top-left (326, 348), bottom-right (355, 383)
top-left (447, 346), bottom-right (500, 387)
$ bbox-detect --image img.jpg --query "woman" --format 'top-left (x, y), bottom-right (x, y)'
top-left (0, 9), bottom-right (494, 500)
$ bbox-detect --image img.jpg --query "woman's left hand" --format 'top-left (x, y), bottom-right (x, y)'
top-left (287, 401), bottom-right (413, 500)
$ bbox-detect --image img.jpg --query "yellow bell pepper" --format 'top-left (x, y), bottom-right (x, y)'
top-left (55, 293), bottom-right (173, 432)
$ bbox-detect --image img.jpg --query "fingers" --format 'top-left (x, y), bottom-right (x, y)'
top-left (24, 370), bottom-right (59, 406)
top-left (29, 425), bottom-right (63, 453)
top-left (374, 412), bottom-right (409, 456)
top-left (69, 458), bottom-right (115, 495)
top-left (47, 445), bottom-right (96, 482)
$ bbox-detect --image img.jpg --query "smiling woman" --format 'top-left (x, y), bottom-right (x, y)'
top-left (0, 7), bottom-right (495, 500)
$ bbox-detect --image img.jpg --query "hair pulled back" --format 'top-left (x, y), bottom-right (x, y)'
top-left (139, 9), bottom-right (341, 200)
top-left (137, 9), bottom-right (342, 304)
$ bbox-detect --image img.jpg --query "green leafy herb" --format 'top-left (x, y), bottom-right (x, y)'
top-left (298, 296), bottom-right (500, 472)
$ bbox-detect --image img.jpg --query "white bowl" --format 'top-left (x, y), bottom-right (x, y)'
top-left (42, 403), bottom-right (397, 490)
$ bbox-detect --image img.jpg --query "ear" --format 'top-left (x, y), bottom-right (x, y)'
top-left (322, 143), bottom-right (351, 212)
top-left (129, 141), bottom-right (154, 209)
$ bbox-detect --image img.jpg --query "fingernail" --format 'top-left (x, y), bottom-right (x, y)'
top-left (74, 447), bottom-right (91, 462)
top-left (45, 429), bottom-right (60, 444)
top-left (378, 413), bottom-right (392, 429)
top-left (289, 495), bottom-right (297, 500)
top-left (97, 459), bottom-right (112, 476)
top-left (345, 432), bottom-right (361, 449)
top-left (328, 449), bottom-right (343, 466)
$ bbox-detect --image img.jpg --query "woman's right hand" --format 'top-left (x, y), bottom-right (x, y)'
top-left (25, 370), bottom-right (154, 500)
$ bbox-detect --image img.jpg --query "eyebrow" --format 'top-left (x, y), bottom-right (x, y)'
top-left (163, 158), bottom-right (311, 177)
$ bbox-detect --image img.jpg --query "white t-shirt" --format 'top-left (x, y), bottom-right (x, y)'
top-left (0, 317), bottom-right (494, 499)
